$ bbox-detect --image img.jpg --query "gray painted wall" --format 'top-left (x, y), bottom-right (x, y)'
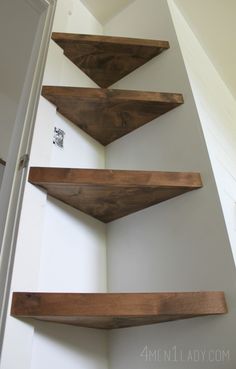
top-left (0, 0), bottom-right (38, 161)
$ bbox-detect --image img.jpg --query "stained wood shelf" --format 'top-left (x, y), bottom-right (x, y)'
top-left (52, 32), bottom-right (170, 88)
top-left (0, 158), bottom-right (6, 166)
top-left (42, 86), bottom-right (183, 145)
top-left (11, 292), bottom-right (227, 329)
top-left (29, 167), bottom-right (202, 223)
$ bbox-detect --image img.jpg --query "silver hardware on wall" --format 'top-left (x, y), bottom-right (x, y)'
top-left (53, 127), bottom-right (65, 149)
top-left (18, 154), bottom-right (29, 170)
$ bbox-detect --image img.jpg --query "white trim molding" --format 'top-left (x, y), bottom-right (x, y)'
top-left (0, 0), bottom-right (57, 358)
top-left (26, 0), bottom-right (49, 13)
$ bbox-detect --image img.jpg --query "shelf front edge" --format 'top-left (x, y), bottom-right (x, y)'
top-left (11, 292), bottom-right (227, 329)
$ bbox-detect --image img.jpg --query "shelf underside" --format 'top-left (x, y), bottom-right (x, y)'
top-left (52, 32), bottom-right (170, 88)
top-left (29, 167), bottom-right (202, 223)
top-left (0, 158), bottom-right (6, 166)
top-left (42, 86), bottom-right (183, 145)
top-left (11, 292), bottom-right (227, 329)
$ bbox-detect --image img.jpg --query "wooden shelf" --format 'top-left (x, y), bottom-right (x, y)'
top-left (29, 167), bottom-right (202, 223)
top-left (11, 292), bottom-right (227, 329)
top-left (42, 86), bottom-right (183, 145)
top-left (0, 158), bottom-right (6, 166)
top-left (52, 33), bottom-right (170, 88)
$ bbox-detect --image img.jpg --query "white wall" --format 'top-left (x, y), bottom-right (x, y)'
top-left (1, 1), bottom-right (108, 369)
top-left (173, 0), bottom-right (236, 101)
top-left (104, 0), bottom-right (236, 368)
top-left (29, 0), bottom-right (109, 364)
top-left (169, 0), bottom-right (236, 261)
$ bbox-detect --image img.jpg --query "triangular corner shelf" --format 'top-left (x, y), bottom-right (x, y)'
top-left (0, 158), bottom-right (6, 166)
top-left (52, 32), bottom-right (170, 88)
top-left (42, 86), bottom-right (184, 145)
top-left (11, 291), bottom-right (227, 329)
top-left (28, 167), bottom-right (202, 223)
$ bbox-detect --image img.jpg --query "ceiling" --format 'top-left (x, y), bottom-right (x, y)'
top-left (81, 0), bottom-right (236, 100)
top-left (81, 0), bottom-right (134, 24)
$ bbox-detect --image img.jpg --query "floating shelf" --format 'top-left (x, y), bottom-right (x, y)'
top-left (0, 158), bottom-right (6, 166)
top-left (52, 33), bottom-right (170, 88)
top-left (11, 292), bottom-right (227, 329)
top-left (29, 167), bottom-right (202, 223)
top-left (42, 86), bottom-right (183, 145)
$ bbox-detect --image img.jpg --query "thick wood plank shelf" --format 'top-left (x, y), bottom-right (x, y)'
top-left (11, 292), bottom-right (227, 329)
top-left (42, 86), bottom-right (184, 145)
top-left (52, 33), bottom-right (170, 88)
top-left (29, 167), bottom-right (202, 223)
top-left (0, 158), bottom-right (6, 166)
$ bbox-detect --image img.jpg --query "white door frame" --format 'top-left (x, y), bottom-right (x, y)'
top-left (0, 0), bottom-right (57, 354)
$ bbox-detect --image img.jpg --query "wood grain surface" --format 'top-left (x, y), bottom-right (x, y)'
top-left (42, 86), bottom-right (183, 145)
top-left (29, 167), bottom-right (202, 222)
top-left (0, 158), bottom-right (6, 166)
top-left (52, 32), bottom-right (170, 88)
top-left (11, 291), bottom-right (227, 329)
